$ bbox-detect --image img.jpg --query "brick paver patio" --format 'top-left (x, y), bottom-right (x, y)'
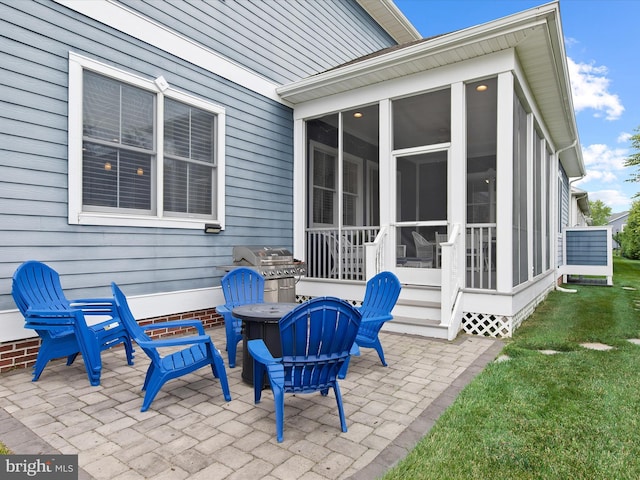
top-left (0, 327), bottom-right (501, 480)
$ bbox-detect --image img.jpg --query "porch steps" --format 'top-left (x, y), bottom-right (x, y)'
top-left (295, 279), bottom-right (450, 339)
top-left (385, 284), bottom-right (450, 340)
top-left (385, 315), bottom-right (449, 339)
top-left (393, 299), bottom-right (440, 320)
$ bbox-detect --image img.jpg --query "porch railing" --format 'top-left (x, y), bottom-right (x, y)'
top-left (440, 223), bottom-right (460, 314)
top-left (440, 223), bottom-right (464, 339)
top-left (306, 226), bottom-right (380, 281)
top-left (365, 226), bottom-right (388, 280)
top-left (466, 224), bottom-right (496, 289)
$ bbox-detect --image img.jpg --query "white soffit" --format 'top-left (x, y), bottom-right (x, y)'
top-left (278, 4), bottom-right (558, 103)
top-left (279, 1), bottom-right (583, 177)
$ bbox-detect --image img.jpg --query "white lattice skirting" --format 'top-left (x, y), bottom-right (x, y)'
top-left (462, 288), bottom-right (552, 338)
top-left (462, 312), bottom-right (513, 337)
top-left (296, 295), bottom-right (361, 308)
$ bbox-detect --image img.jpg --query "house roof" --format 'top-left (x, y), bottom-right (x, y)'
top-left (356, 0), bottom-right (422, 44)
top-left (278, 1), bottom-right (584, 179)
top-left (608, 211), bottom-right (630, 224)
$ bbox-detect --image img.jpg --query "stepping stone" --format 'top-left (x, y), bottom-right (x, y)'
top-left (580, 342), bottom-right (614, 351)
top-left (539, 349), bottom-right (560, 355)
top-left (628, 339), bottom-right (640, 346)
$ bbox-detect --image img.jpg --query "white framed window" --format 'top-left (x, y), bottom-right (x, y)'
top-left (308, 141), bottom-right (363, 227)
top-left (68, 52), bottom-right (225, 229)
top-left (342, 157), bottom-right (363, 226)
top-left (310, 142), bottom-right (337, 226)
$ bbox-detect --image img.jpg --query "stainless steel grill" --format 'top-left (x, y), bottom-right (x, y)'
top-left (230, 246), bottom-right (305, 303)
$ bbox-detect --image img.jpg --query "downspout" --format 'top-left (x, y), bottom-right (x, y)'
top-left (557, 140), bottom-right (580, 293)
top-left (560, 140), bottom-right (583, 186)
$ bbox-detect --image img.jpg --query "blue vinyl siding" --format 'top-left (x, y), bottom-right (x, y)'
top-left (0, 0), bottom-right (302, 308)
top-left (565, 230), bottom-right (608, 266)
top-left (117, 0), bottom-right (397, 84)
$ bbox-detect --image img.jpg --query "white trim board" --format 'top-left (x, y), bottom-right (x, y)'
top-left (0, 287), bottom-right (226, 343)
top-left (54, 0), bottom-right (287, 106)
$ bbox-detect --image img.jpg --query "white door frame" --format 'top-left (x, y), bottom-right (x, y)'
top-left (390, 145), bottom-right (450, 286)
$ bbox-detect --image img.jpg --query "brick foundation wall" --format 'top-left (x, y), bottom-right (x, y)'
top-left (0, 308), bottom-right (223, 375)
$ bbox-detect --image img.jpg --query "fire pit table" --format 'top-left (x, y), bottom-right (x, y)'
top-left (232, 302), bottom-right (299, 387)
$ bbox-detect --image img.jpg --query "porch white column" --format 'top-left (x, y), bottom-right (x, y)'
top-left (379, 98), bottom-right (395, 267)
top-left (293, 118), bottom-right (306, 260)
top-left (450, 82), bottom-right (466, 274)
top-left (496, 72), bottom-right (514, 292)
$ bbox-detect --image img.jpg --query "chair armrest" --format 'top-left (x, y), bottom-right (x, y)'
top-left (140, 320), bottom-right (205, 335)
top-left (70, 297), bottom-right (116, 315)
top-left (71, 297), bottom-right (114, 305)
top-left (137, 335), bottom-right (211, 349)
top-left (216, 305), bottom-right (231, 315)
top-left (24, 308), bottom-right (87, 329)
top-left (26, 307), bottom-right (76, 318)
top-left (247, 339), bottom-right (279, 366)
top-left (359, 314), bottom-right (392, 325)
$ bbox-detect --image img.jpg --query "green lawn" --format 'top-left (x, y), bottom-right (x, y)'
top-left (383, 257), bottom-right (640, 480)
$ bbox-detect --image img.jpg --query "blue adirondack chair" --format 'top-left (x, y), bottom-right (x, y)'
top-left (248, 296), bottom-right (361, 442)
top-left (12, 260), bottom-right (134, 386)
top-left (112, 283), bottom-right (231, 412)
top-left (338, 271), bottom-right (402, 379)
top-left (216, 267), bottom-right (265, 367)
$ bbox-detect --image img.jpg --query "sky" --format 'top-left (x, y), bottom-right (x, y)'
top-left (394, 0), bottom-right (640, 213)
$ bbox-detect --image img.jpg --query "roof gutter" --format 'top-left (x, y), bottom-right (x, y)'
top-left (356, 0), bottom-right (422, 44)
top-left (557, 140), bottom-right (585, 182)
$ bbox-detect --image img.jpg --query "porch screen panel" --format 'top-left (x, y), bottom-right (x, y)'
top-left (513, 95), bottom-right (528, 286)
top-left (342, 159), bottom-right (360, 226)
top-left (533, 130), bottom-right (543, 276)
top-left (306, 106), bottom-right (379, 280)
top-left (544, 147), bottom-right (551, 271)
top-left (396, 151), bottom-right (447, 261)
top-left (343, 104), bottom-right (379, 227)
top-left (312, 149), bottom-right (337, 225)
top-left (393, 88), bottom-right (450, 150)
top-left (307, 114), bottom-right (339, 227)
top-left (466, 78), bottom-right (497, 289)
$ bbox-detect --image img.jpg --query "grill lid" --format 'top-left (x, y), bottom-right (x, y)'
top-left (233, 246), bottom-right (294, 266)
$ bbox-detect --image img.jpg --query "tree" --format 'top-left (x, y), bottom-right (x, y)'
top-left (589, 199), bottom-right (611, 226)
top-left (624, 126), bottom-right (640, 197)
top-left (619, 200), bottom-right (640, 260)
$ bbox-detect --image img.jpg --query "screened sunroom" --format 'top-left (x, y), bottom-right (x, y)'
top-left (281, 3), bottom-right (583, 339)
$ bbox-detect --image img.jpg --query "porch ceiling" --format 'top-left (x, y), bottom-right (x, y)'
top-left (278, 1), bottom-right (584, 178)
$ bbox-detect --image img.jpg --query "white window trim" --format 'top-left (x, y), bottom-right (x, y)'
top-left (68, 52), bottom-right (225, 230)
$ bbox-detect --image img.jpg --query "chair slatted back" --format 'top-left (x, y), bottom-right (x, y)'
top-left (111, 283), bottom-right (158, 363)
top-left (12, 261), bottom-right (70, 314)
top-left (359, 271), bottom-right (402, 320)
top-left (12, 261), bottom-right (74, 338)
top-left (279, 297), bottom-right (361, 393)
top-left (221, 267), bottom-right (265, 307)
